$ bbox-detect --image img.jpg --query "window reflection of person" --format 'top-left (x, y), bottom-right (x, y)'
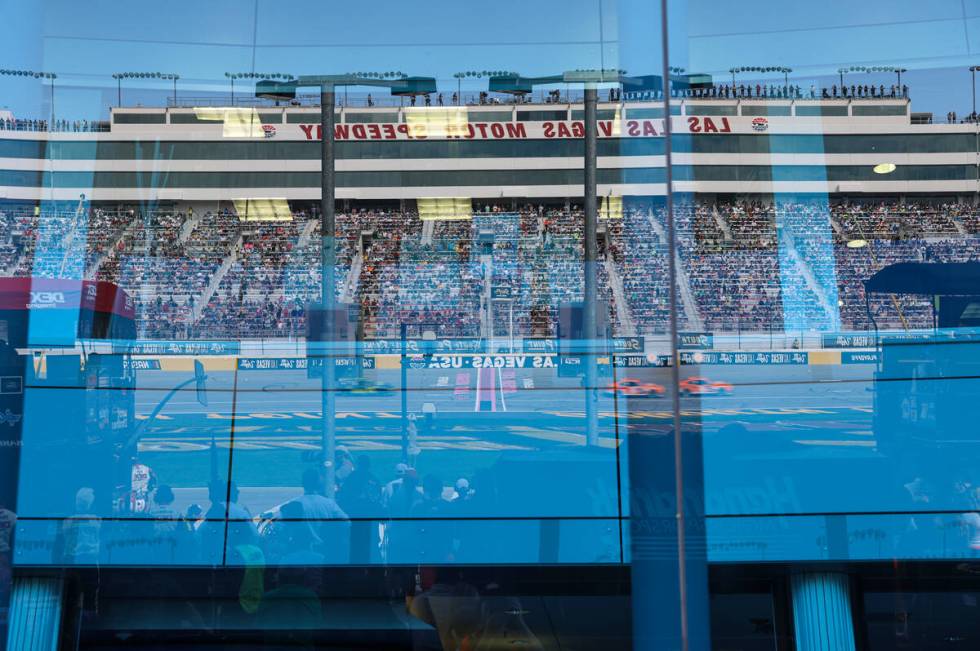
top-left (292, 468), bottom-right (349, 563)
top-left (53, 487), bottom-right (101, 565)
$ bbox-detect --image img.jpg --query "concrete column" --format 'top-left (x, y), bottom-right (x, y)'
top-left (791, 573), bottom-right (856, 651)
top-left (6, 577), bottom-right (64, 651)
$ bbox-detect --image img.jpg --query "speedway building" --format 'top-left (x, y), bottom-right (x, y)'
top-left (2, 96), bottom-right (980, 650)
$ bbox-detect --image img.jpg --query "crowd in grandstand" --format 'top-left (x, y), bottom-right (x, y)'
top-left (0, 117), bottom-right (108, 132)
top-left (3, 197), bottom-right (980, 339)
top-left (681, 83), bottom-right (909, 101)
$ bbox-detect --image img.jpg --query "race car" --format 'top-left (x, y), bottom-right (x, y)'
top-left (338, 377), bottom-right (395, 395)
top-left (678, 376), bottom-right (733, 396)
top-left (604, 378), bottom-right (666, 398)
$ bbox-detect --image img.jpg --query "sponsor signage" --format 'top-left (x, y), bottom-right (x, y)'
top-left (0, 376), bottom-right (23, 394)
top-left (824, 332), bottom-right (937, 348)
top-left (292, 117), bottom-right (749, 142)
top-left (124, 359), bottom-right (161, 371)
top-left (0, 409), bottom-right (21, 427)
top-left (358, 338), bottom-right (483, 354)
top-left (412, 354), bottom-right (558, 370)
top-left (491, 286), bottom-right (515, 299)
top-left (523, 338), bottom-right (557, 353)
top-left (611, 336), bottom-right (645, 353)
top-left (678, 332), bottom-right (713, 350)
top-left (121, 341), bottom-right (241, 355)
top-left (612, 355), bottom-right (662, 368)
top-left (557, 354), bottom-right (584, 377)
top-left (238, 357), bottom-right (376, 371)
top-left (821, 333), bottom-right (877, 348)
top-left (842, 351), bottom-right (879, 364)
top-left (679, 351), bottom-right (809, 365)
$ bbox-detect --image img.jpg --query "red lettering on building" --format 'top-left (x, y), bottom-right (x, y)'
top-left (506, 123), bottom-right (527, 138)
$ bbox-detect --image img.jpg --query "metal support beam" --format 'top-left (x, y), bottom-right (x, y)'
top-left (321, 87), bottom-right (337, 498)
top-left (583, 86), bottom-right (599, 447)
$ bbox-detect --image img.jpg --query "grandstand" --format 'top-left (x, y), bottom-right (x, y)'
top-left (2, 95), bottom-right (979, 341)
top-left (1, 198), bottom-right (976, 340)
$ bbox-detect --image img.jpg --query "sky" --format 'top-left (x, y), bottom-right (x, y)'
top-left (1, 0), bottom-right (980, 120)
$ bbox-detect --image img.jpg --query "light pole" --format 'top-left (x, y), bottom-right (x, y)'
top-left (453, 72), bottom-right (464, 104)
top-left (895, 67), bottom-right (907, 90)
top-left (112, 72), bottom-right (180, 108)
top-left (256, 71), bottom-right (433, 495)
top-left (455, 70), bottom-right (515, 106)
top-left (838, 67), bottom-right (847, 92)
top-left (0, 69), bottom-right (57, 126)
top-left (732, 66), bottom-right (792, 95)
top-left (970, 66), bottom-right (979, 118)
top-left (224, 72), bottom-right (237, 105)
top-left (668, 67), bottom-right (685, 96)
top-left (847, 65), bottom-right (903, 97)
top-left (162, 73), bottom-right (179, 105)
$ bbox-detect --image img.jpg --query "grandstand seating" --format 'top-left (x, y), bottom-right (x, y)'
top-left (2, 198), bottom-right (980, 339)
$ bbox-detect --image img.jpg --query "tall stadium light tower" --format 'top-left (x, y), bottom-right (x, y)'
top-left (0, 69), bottom-right (57, 125)
top-left (489, 68), bottom-right (625, 447)
top-left (970, 66), bottom-right (980, 118)
top-left (894, 67), bottom-right (907, 89)
top-left (256, 72), bottom-right (435, 495)
top-left (112, 72), bottom-right (180, 109)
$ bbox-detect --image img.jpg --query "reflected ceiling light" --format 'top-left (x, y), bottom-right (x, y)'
top-left (846, 239), bottom-right (868, 249)
top-left (404, 106), bottom-right (469, 138)
top-left (599, 195), bottom-right (623, 220)
top-left (233, 198), bottom-right (293, 222)
top-left (418, 197), bottom-right (472, 221)
top-left (873, 163), bottom-right (896, 174)
top-left (194, 107), bottom-right (268, 138)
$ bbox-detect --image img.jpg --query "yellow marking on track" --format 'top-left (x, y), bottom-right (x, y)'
top-left (793, 439), bottom-right (876, 447)
top-left (505, 426), bottom-right (621, 448)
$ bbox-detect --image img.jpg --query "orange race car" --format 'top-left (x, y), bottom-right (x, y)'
top-left (678, 376), bottom-right (733, 396)
top-left (604, 378), bottom-right (666, 398)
